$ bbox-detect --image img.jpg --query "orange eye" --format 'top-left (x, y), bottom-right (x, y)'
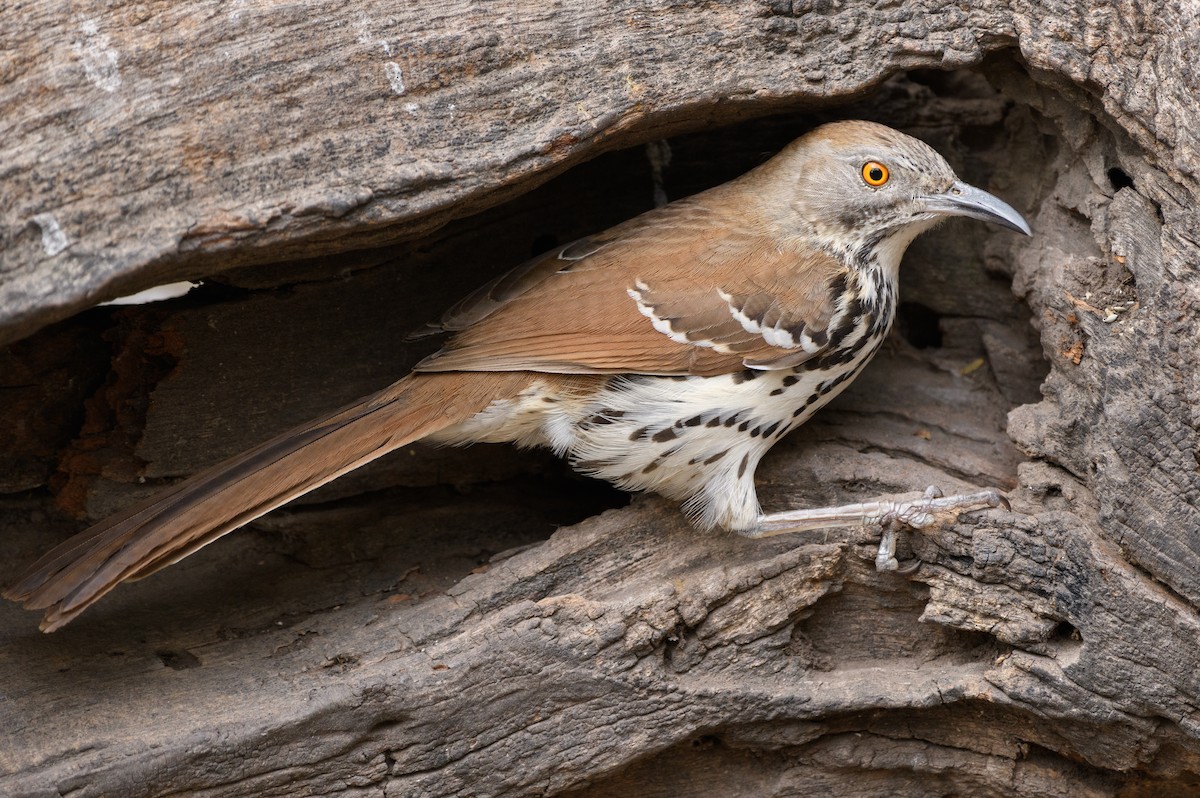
top-left (862, 161), bottom-right (889, 187)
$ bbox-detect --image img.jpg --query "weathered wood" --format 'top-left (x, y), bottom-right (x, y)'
top-left (3, 0), bottom-right (1200, 796)
top-left (0, 0), bottom-right (1032, 345)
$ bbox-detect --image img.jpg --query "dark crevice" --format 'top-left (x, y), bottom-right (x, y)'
top-left (1049, 620), bottom-right (1081, 644)
top-left (895, 302), bottom-right (943, 349)
top-left (528, 233), bottom-right (560, 258)
top-left (1107, 167), bottom-right (1134, 191)
top-left (48, 308), bottom-right (183, 517)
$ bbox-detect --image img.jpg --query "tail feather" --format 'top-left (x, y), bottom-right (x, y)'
top-left (4, 373), bottom-right (500, 631)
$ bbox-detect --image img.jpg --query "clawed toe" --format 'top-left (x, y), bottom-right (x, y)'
top-left (871, 486), bottom-right (1011, 573)
top-left (873, 518), bottom-right (920, 573)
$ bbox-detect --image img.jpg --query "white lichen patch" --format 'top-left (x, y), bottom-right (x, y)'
top-left (72, 18), bottom-right (121, 93)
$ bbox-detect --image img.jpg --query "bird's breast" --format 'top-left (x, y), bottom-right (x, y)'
top-left (568, 327), bottom-right (891, 530)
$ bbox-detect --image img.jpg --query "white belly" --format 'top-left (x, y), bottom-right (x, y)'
top-left (429, 338), bottom-right (882, 532)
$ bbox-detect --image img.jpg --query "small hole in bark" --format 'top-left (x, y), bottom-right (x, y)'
top-left (1107, 167), bottom-right (1134, 191)
top-left (1041, 133), bottom-right (1060, 159)
top-left (662, 632), bottom-right (682, 663)
top-left (156, 649), bottom-right (201, 670)
top-left (896, 302), bottom-right (942, 349)
top-left (370, 718), bottom-right (405, 736)
top-left (1050, 621), bottom-right (1081, 644)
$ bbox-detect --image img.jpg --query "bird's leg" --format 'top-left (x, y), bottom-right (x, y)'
top-left (742, 485), bottom-right (1009, 571)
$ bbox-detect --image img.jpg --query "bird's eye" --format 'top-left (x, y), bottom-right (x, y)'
top-left (861, 161), bottom-right (889, 187)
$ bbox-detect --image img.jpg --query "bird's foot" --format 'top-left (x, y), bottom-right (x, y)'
top-left (744, 485), bottom-right (1010, 570)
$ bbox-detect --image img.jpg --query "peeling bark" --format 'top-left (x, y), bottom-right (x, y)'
top-left (3, 1), bottom-right (1200, 796)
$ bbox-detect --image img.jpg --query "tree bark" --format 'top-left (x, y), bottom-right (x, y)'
top-left (3, 1), bottom-right (1199, 796)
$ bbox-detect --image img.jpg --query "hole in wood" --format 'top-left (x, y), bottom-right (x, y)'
top-left (1108, 167), bottom-right (1134, 191)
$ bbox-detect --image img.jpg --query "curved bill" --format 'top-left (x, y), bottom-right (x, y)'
top-left (921, 180), bottom-right (1032, 236)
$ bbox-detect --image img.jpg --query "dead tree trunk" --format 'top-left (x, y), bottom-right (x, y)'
top-left (2, 1), bottom-right (1199, 796)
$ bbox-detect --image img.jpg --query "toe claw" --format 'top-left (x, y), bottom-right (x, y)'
top-left (875, 519), bottom-right (899, 571)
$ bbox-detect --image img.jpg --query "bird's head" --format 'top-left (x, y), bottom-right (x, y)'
top-left (760, 120), bottom-right (1030, 273)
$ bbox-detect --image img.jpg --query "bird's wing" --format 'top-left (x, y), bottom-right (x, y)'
top-left (407, 229), bottom-right (629, 338)
top-left (414, 194), bottom-right (851, 378)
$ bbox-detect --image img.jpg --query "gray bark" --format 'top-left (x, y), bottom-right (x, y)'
top-left (3, 1), bottom-right (1199, 796)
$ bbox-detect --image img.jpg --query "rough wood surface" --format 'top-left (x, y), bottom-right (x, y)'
top-left (4, 0), bottom-right (1200, 796)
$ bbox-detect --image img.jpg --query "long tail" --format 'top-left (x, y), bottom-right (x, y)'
top-left (4, 372), bottom-right (505, 632)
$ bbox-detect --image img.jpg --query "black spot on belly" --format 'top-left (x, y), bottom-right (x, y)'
top-left (761, 421), bottom-right (780, 437)
top-left (738, 420), bottom-right (751, 432)
top-left (818, 370), bottom-right (853, 396)
top-left (652, 427), bottom-right (678, 443)
top-left (782, 375), bottom-right (799, 387)
top-left (630, 426), bottom-right (649, 441)
top-left (846, 331), bottom-right (875, 358)
top-left (817, 349), bottom-right (854, 368)
top-left (683, 415), bottom-right (703, 427)
top-left (792, 391), bottom-right (820, 417)
top-left (706, 417), bottom-right (722, 428)
top-left (704, 450), bottom-right (729, 464)
top-left (828, 319), bottom-right (855, 349)
top-left (586, 408), bottom-right (624, 426)
top-left (737, 453), bottom-right (750, 478)
top-left (642, 461), bottom-right (660, 474)
top-left (590, 408), bottom-right (628, 427)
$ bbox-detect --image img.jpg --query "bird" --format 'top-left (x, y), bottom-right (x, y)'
top-left (4, 120), bottom-right (1031, 632)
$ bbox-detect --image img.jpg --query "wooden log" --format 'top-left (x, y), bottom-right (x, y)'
top-left (3, 0), bottom-right (1200, 795)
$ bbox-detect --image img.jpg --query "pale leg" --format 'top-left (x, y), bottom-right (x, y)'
top-left (741, 486), bottom-right (1009, 571)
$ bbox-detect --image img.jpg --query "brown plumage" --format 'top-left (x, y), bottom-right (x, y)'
top-left (4, 121), bottom-right (1030, 631)
top-left (416, 199), bottom-right (849, 376)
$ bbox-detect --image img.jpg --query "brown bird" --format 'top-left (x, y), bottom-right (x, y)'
top-left (5, 120), bottom-right (1030, 632)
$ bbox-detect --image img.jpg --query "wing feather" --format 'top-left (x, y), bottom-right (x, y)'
top-left (415, 186), bottom-right (850, 377)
